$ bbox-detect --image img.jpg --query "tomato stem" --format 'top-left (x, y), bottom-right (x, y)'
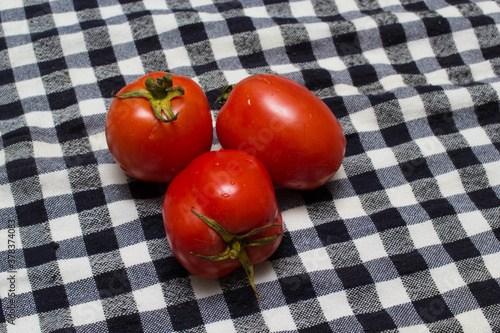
top-left (215, 84), bottom-right (235, 108)
top-left (113, 74), bottom-right (184, 123)
top-left (190, 207), bottom-right (281, 300)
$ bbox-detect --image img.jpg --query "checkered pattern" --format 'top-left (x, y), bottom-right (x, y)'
top-left (1, 0), bottom-right (500, 332)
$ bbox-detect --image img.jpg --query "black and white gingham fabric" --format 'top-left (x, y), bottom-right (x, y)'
top-left (1, 0), bottom-right (500, 332)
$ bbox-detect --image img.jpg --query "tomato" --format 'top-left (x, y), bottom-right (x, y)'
top-left (105, 72), bottom-right (213, 183)
top-left (162, 149), bottom-right (283, 299)
top-left (216, 74), bottom-right (346, 190)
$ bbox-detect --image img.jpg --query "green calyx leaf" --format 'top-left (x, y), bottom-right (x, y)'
top-left (113, 74), bottom-right (185, 123)
top-left (215, 84), bottom-right (234, 108)
top-left (190, 207), bottom-right (282, 300)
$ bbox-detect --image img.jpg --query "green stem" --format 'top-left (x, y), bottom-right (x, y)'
top-left (190, 207), bottom-right (282, 300)
top-left (113, 74), bottom-right (185, 123)
top-left (215, 84), bottom-right (235, 108)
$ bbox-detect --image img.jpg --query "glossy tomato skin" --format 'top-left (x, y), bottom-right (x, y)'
top-left (162, 149), bottom-right (283, 279)
top-left (105, 72), bottom-right (213, 183)
top-left (216, 74), bottom-right (346, 190)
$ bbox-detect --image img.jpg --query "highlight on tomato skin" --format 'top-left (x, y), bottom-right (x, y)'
top-left (162, 149), bottom-right (283, 299)
top-left (105, 72), bottom-right (213, 183)
top-left (215, 74), bottom-right (346, 191)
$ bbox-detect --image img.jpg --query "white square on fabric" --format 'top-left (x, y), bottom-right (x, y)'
top-left (49, 214), bottom-right (82, 242)
top-left (190, 275), bottom-right (223, 299)
top-left (483, 251), bottom-right (500, 279)
top-left (8, 43), bottom-right (37, 67)
top-left (289, 0), bottom-right (316, 18)
top-left (262, 306), bottom-right (297, 332)
top-left (425, 69), bottom-right (451, 86)
top-left (32, 141), bottom-right (64, 158)
top-left (70, 300), bottom-right (106, 327)
top-left (476, 1), bottom-right (500, 15)
top-left (39, 169), bottom-right (73, 198)
top-left (318, 57), bottom-right (347, 72)
top-left (107, 22), bottom-right (134, 46)
top-left (99, 4), bottom-right (124, 20)
top-left (300, 247), bottom-right (334, 272)
top-left (164, 46), bottom-right (191, 69)
top-left (378, 0), bottom-right (401, 7)
top-left (444, 87), bottom-right (474, 112)
top-left (108, 200), bottom-right (139, 227)
top-left (243, 5), bottom-right (268, 19)
top-left (430, 263), bottom-right (466, 294)
top-left (2, 19), bottom-right (30, 37)
top-left (457, 211), bottom-right (491, 237)
top-left (366, 147), bottom-right (398, 169)
top-left (133, 283), bottom-right (167, 312)
top-left (0, 0), bottom-right (23, 10)
top-left (79, 98), bottom-right (107, 117)
top-left (399, 95), bottom-right (427, 122)
top-left (120, 242), bottom-right (152, 268)
top-left (257, 26), bottom-right (285, 51)
top-left (305, 22), bottom-right (333, 41)
top-left (98, 163), bottom-right (128, 186)
top-left (58, 257), bottom-right (93, 284)
top-left (415, 136), bottom-right (447, 158)
top-left (118, 56), bottom-right (145, 76)
top-left (364, 48), bottom-right (391, 66)
top-left (223, 69), bottom-right (249, 85)
top-left (460, 127), bottom-right (491, 147)
top-left (0, 184), bottom-right (15, 209)
top-left (398, 325), bottom-right (430, 333)
top-left (350, 107), bottom-right (379, 132)
top-left (152, 13), bottom-right (177, 34)
top-left (379, 74), bottom-right (407, 91)
top-left (453, 29), bottom-right (481, 54)
top-left (435, 170), bottom-right (466, 198)
top-left (10, 314), bottom-right (41, 333)
top-left (142, 0), bottom-right (168, 10)
top-left (25, 111), bottom-right (55, 128)
top-left (407, 220), bottom-right (441, 249)
top-left (60, 32), bottom-right (87, 56)
top-left (470, 61), bottom-right (495, 82)
top-left (354, 233), bottom-right (387, 262)
top-left (16, 77), bottom-right (46, 99)
top-left (318, 290), bottom-right (354, 321)
top-left (336, 0), bottom-right (359, 13)
top-left (205, 320), bottom-right (237, 333)
top-left (456, 309), bottom-right (492, 333)
top-left (375, 278), bottom-right (411, 308)
top-left (386, 184), bottom-right (418, 208)
top-left (210, 35), bottom-right (238, 61)
top-left (407, 38), bottom-right (435, 61)
top-left (88, 132), bottom-right (108, 153)
top-left (334, 196), bottom-right (366, 220)
top-left (282, 206), bottom-right (313, 232)
top-left (14, 268), bottom-right (32, 295)
top-left (69, 67), bottom-right (96, 86)
top-left (484, 161), bottom-right (500, 187)
top-left (52, 11), bottom-right (79, 28)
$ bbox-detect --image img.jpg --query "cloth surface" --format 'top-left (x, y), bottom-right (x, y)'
top-left (1, 0), bottom-right (500, 332)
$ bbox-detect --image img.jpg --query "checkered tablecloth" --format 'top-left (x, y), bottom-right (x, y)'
top-left (1, 0), bottom-right (500, 332)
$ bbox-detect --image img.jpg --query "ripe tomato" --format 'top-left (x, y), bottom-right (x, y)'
top-left (105, 72), bottom-right (213, 183)
top-left (216, 74), bottom-right (346, 190)
top-left (162, 149), bottom-right (283, 299)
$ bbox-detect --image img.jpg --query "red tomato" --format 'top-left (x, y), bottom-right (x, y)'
top-left (216, 74), bottom-right (346, 190)
top-left (105, 72), bottom-right (213, 183)
top-left (162, 149), bottom-right (283, 298)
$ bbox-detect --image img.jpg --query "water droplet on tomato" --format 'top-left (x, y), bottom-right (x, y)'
top-left (221, 193), bottom-right (230, 198)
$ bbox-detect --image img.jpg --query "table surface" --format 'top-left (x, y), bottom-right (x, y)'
top-left (1, 0), bottom-right (500, 332)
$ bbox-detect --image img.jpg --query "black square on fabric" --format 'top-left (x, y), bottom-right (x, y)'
top-left (98, 76), bottom-right (127, 98)
top-left (48, 89), bottom-right (78, 110)
top-left (423, 17), bottom-right (452, 38)
top-left (89, 47), bottom-right (117, 67)
top-left (443, 238), bottom-right (480, 262)
top-left (420, 198), bottom-right (456, 219)
top-left (301, 186), bottom-right (333, 205)
top-left (33, 285), bottom-right (69, 313)
top-left (269, 232), bottom-right (297, 259)
top-left (357, 310), bottom-right (397, 332)
top-left (379, 24), bottom-right (407, 47)
top-left (468, 15), bottom-right (496, 28)
top-left (226, 16), bottom-right (254, 34)
top-left (80, 19), bottom-right (107, 30)
top-left (302, 68), bottom-right (334, 92)
top-left (286, 41), bottom-right (316, 63)
top-left (23, 243), bottom-right (57, 268)
top-left (336, 264), bottom-right (373, 289)
top-left (25, 2), bottom-right (51, 19)
top-left (482, 45), bottom-right (500, 61)
top-left (0, 68), bottom-right (15, 85)
top-left (448, 147), bottom-right (480, 169)
top-left (55, 118), bottom-right (87, 143)
top-left (391, 250), bottom-right (428, 276)
top-left (64, 153), bottom-right (98, 168)
top-left (371, 208), bottom-right (406, 232)
top-left (0, 101), bottom-right (24, 121)
top-left (153, 256), bottom-right (188, 282)
top-left (299, 323), bottom-right (332, 333)
top-left (16, 199), bottom-right (48, 227)
top-left (345, 133), bottom-right (364, 157)
top-left (348, 65), bottom-right (379, 87)
top-left (334, 32), bottom-right (361, 56)
top-left (349, 171), bottom-right (384, 195)
top-left (279, 274), bottom-right (316, 304)
top-left (95, 269), bottom-right (132, 299)
top-left (224, 287), bottom-right (260, 318)
top-left (475, 101), bottom-right (500, 126)
top-left (468, 279), bottom-right (500, 308)
top-left (323, 96), bottom-right (348, 119)
top-left (135, 35), bottom-right (162, 56)
top-left (83, 228), bottom-right (119, 256)
top-left (179, 22), bottom-right (208, 45)
top-left (7, 158), bottom-right (38, 182)
top-left (38, 58), bottom-right (67, 77)
top-left (468, 188), bottom-right (500, 210)
top-left (428, 112), bottom-right (457, 136)
top-left (107, 313), bottom-right (143, 333)
top-left (400, 158), bottom-right (433, 182)
top-left (73, 188), bottom-right (106, 212)
top-left (403, 2), bottom-right (429, 11)
top-left (393, 62), bottom-right (421, 75)
top-left (381, 123), bottom-right (412, 147)
top-left (74, 0), bottom-right (98, 11)
top-left (2, 127), bottom-right (31, 147)
top-left (128, 181), bottom-right (162, 199)
top-left (168, 301), bottom-right (204, 331)
top-left (141, 214), bottom-right (166, 240)
top-left (414, 295), bottom-right (453, 323)
top-left (437, 54), bottom-right (465, 68)
top-left (239, 52), bottom-right (267, 69)
top-left (316, 220), bottom-right (350, 246)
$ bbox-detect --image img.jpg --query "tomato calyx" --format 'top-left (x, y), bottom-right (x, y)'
top-left (215, 84), bottom-right (235, 108)
top-left (190, 208), bottom-right (281, 300)
top-left (113, 74), bottom-right (185, 123)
